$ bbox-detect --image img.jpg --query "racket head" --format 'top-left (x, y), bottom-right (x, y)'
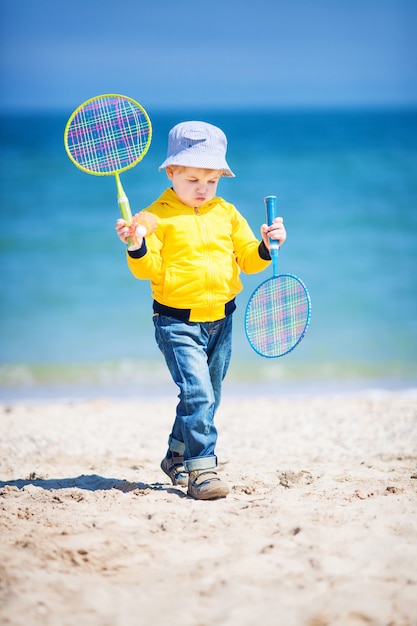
top-left (245, 273), bottom-right (311, 358)
top-left (64, 94), bottom-right (152, 176)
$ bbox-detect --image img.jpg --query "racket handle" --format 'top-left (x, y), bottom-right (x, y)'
top-left (264, 195), bottom-right (279, 275)
top-left (265, 195), bottom-right (277, 227)
top-left (115, 173), bottom-right (133, 223)
top-left (265, 195), bottom-right (279, 250)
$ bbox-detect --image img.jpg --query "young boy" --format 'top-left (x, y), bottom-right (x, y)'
top-left (115, 121), bottom-right (286, 500)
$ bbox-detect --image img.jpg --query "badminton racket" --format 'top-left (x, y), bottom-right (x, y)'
top-left (64, 93), bottom-right (155, 241)
top-left (244, 196), bottom-right (311, 358)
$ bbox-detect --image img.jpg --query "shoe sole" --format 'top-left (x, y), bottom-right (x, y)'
top-left (187, 484), bottom-right (229, 500)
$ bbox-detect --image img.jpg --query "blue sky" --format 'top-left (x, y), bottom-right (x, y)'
top-left (0, 0), bottom-right (416, 111)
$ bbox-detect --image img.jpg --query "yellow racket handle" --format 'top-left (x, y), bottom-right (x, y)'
top-left (115, 173), bottom-right (134, 245)
top-left (115, 173), bottom-right (132, 223)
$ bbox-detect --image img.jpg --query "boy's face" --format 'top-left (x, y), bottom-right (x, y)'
top-left (166, 166), bottom-right (222, 208)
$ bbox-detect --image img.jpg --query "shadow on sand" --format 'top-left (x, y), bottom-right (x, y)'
top-left (0, 474), bottom-right (186, 497)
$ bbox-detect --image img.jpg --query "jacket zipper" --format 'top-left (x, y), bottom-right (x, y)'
top-left (194, 207), bottom-right (215, 315)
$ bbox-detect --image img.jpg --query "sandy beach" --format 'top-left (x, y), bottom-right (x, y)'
top-left (1, 388), bottom-right (416, 626)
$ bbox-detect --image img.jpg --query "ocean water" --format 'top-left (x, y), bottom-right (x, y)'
top-left (1, 107), bottom-right (416, 399)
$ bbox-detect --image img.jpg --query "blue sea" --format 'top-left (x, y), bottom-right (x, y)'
top-left (1, 107), bottom-right (416, 400)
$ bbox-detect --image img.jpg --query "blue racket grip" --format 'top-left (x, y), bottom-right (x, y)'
top-left (264, 195), bottom-right (279, 269)
top-left (264, 195), bottom-right (279, 274)
top-left (265, 195), bottom-right (277, 226)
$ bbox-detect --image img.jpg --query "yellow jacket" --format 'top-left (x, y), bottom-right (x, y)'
top-left (127, 188), bottom-right (271, 322)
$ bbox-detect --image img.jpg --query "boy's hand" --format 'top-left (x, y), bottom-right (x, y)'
top-left (115, 211), bottom-right (158, 247)
top-left (260, 217), bottom-right (286, 250)
top-left (115, 219), bottom-right (142, 246)
top-left (115, 218), bottom-right (128, 243)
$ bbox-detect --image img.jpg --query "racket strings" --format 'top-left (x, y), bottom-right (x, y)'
top-left (245, 275), bottom-right (311, 358)
top-left (66, 96), bottom-right (151, 174)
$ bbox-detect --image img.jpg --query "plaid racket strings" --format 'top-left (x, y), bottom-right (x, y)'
top-left (66, 96), bottom-right (151, 174)
top-left (245, 275), bottom-right (311, 358)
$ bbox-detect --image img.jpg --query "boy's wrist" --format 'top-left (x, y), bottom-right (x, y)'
top-left (127, 239), bottom-right (147, 259)
top-left (127, 242), bottom-right (142, 251)
top-left (258, 240), bottom-right (271, 260)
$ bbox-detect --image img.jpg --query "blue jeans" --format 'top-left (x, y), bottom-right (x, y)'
top-left (153, 313), bottom-right (233, 472)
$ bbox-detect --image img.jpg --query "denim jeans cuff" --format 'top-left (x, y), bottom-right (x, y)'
top-left (184, 455), bottom-right (217, 472)
top-left (168, 437), bottom-right (185, 455)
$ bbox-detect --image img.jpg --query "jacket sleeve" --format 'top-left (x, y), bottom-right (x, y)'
top-left (231, 208), bottom-right (271, 274)
top-left (126, 232), bottom-right (164, 281)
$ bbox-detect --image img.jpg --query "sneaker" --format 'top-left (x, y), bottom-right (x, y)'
top-left (160, 453), bottom-right (188, 487)
top-left (187, 470), bottom-right (229, 500)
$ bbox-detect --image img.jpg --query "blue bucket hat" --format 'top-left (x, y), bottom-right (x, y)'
top-left (158, 121), bottom-right (235, 177)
